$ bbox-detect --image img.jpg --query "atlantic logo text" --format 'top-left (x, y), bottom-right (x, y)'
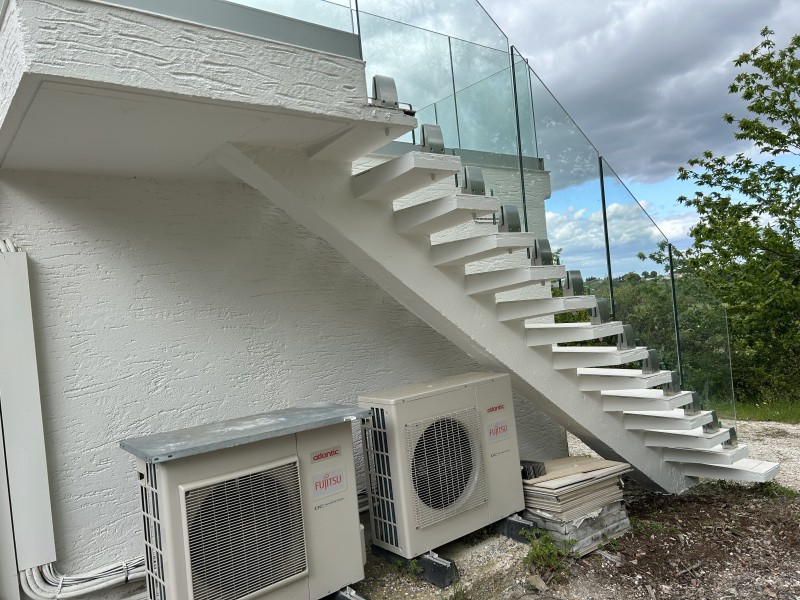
top-left (312, 446), bottom-right (341, 462)
top-left (486, 404), bottom-right (505, 413)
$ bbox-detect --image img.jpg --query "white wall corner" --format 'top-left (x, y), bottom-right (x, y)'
top-left (0, 0), bottom-right (28, 132)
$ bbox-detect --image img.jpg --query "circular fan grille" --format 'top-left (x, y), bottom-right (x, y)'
top-left (185, 463), bottom-right (307, 600)
top-left (411, 418), bottom-right (473, 510)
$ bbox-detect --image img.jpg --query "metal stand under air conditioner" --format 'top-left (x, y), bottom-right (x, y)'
top-left (370, 545), bottom-right (459, 588)
top-left (496, 513), bottom-right (537, 544)
top-left (328, 586), bottom-right (369, 600)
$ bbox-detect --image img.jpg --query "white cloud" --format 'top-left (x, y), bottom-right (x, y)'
top-left (479, 0), bottom-right (800, 182)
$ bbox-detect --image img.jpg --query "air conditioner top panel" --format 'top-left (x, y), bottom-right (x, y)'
top-left (119, 404), bottom-right (368, 464)
top-left (358, 372), bottom-right (506, 405)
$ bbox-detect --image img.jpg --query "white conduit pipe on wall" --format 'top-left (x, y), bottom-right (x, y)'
top-left (2, 238), bottom-right (147, 598)
top-left (20, 560), bottom-right (147, 599)
top-left (1, 238), bottom-right (20, 253)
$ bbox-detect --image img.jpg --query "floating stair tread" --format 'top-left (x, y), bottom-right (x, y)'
top-left (680, 458), bottom-right (780, 483)
top-left (308, 119), bottom-right (416, 162)
top-left (579, 368), bottom-right (669, 378)
top-left (662, 444), bottom-right (750, 466)
top-left (351, 151), bottom-right (462, 201)
top-left (394, 194), bottom-right (500, 235)
top-left (552, 345), bottom-right (649, 370)
top-left (601, 388), bottom-right (687, 399)
top-left (623, 409), bottom-right (715, 431)
top-left (644, 427), bottom-right (731, 449)
top-left (526, 321), bottom-right (624, 346)
top-left (602, 390), bottom-right (695, 412)
top-left (431, 233), bottom-right (536, 267)
top-left (465, 265), bottom-right (566, 296)
top-left (578, 368), bottom-right (673, 391)
top-left (497, 296), bottom-right (597, 322)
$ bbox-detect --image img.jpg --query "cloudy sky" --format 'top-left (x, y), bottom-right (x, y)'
top-left (477, 0), bottom-right (800, 259)
top-left (480, 0), bottom-right (800, 182)
top-left (350, 0), bottom-right (800, 274)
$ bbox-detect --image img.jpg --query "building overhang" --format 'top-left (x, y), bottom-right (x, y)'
top-left (0, 0), bottom-right (416, 180)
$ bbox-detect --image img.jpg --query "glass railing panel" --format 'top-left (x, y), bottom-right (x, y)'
top-left (671, 249), bottom-right (736, 423)
top-left (512, 50), bottom-right (543, 238)
top-left (414, 95), bottom-right (460, 149)
top-left (528, 69), bottom-right (603, 277)
top-left (512, 50), bottom-right (537, 159)
top-left (453, 67), bottom-right (517, 156)
top-left (601, 159), bottom-right (678, 372)
top-left (356, 0), bottom-right (508, 51)
top-left (241, 0), bottom-right (354, 32)
top-left (359, 13), bottom-right (454, 143)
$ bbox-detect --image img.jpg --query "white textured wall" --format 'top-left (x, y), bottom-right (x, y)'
top-left (0, 170), bottom-right (565, 595)
top-left (9, 0), bottom-right (376, 121)
top-left (0, 0), bottom-right (25, 129)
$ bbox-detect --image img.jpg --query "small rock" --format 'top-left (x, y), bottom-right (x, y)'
top-left (527, 572), bottom-right (548, 592)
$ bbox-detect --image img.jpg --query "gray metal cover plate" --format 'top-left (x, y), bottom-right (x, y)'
top-left (120, 404), bottom-right (369, 463)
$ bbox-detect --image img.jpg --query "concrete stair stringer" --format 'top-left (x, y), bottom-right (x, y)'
top-left (214, 143), bottom-right (694, 494)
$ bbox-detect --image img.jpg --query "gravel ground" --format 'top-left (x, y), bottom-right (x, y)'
top-left (353, 420), bottom-right (800, 600)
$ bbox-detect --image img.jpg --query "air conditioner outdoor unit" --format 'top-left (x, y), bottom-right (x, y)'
top-left (120, 404), bottom-right (368, 600)
top-left (359, 372), bottom-right (524, 559)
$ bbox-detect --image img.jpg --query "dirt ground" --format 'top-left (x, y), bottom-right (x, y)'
top-left (351, 420), bottom-right (800, 600)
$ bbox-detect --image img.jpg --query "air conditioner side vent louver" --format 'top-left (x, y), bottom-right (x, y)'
top-left (141, 463), bottom-right (168, 600)
top-left (183, 461), bottom-right (308, 600)
top-left (363, 409), bottom-right (400, 551)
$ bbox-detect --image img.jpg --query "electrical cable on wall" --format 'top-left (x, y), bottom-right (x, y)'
top-left (20, 559), bottom-right (146, 599)
top-left (1, 238), bottom-right (20, 253)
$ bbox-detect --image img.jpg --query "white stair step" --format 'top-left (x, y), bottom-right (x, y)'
top-left (644, 426), bottom-right (732, 449)
top-left (623, 409), bottom-right (715, 431)
top-left (680, 458), bottom-right (780, 483)
top-left (602, 389), bottom-right (695, 412)
top-left (394, 194), bottom-right (500, 235)
top-left (526, 321), bottom-right (624, 346)
top-left (552, 345), bottom-right (649, 370)
top-left (663, 444), bottom-right (750, 466)
top-left (465, 265), bottom-right (566, 296)
top-left (496, 296), bottom-right (596, 322)
top-left (431, 233), bottom-right (536, 267)
top-left (351, 151), bottom-right (462, 201)
top-left (577, 368), bottom-right (673, 391)
top-left (308, 120), bottom-right (415, 162)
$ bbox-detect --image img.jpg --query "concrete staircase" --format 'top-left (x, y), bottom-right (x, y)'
top-left (214, 137), bottom-right (779, 494)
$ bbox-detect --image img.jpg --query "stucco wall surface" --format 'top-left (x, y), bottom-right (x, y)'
top-left (0, 0), bottom-right (26, 129)
top-left (14, 0), bottom-right (374, 121)
top-left (0, 170), bottom-right (566, 594)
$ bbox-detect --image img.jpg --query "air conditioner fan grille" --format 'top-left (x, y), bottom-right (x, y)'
top-left (184, 461), bottom-right (307, 600)
top-left (406, 407), bottom-right (487, 529)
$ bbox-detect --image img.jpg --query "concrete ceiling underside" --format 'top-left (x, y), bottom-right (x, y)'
top-left (0, 79), bottom-right (405, 180)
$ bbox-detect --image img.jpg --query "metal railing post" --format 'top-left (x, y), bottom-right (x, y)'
top-left (668, 243), bottom-right (684, 385)
top-left (509, 46), bottom-right (529, 236)
top-left (598, 157), bottom-right (616, 319)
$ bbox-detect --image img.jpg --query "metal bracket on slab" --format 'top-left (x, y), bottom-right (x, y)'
top-left (496, 513), bottom-right (536, 544)
top-left (370, 545), bottom-right (459, 588)
top-left (329, 586), bottom-right (369, 600)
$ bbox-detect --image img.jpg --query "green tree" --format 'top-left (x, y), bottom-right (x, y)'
top-left (677, 27), bottom-right (800, 403)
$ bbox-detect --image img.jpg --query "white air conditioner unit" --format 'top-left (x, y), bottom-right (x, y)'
top-left (120, 405), bottom-right (368, 600)
top-left (359, 372), bottom-right (524, 559)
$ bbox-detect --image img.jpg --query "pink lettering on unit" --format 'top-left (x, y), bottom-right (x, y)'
top-left (314, 473), bottom-right (343, 492)
top-left (312, 447), bottom-right (341, 462)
